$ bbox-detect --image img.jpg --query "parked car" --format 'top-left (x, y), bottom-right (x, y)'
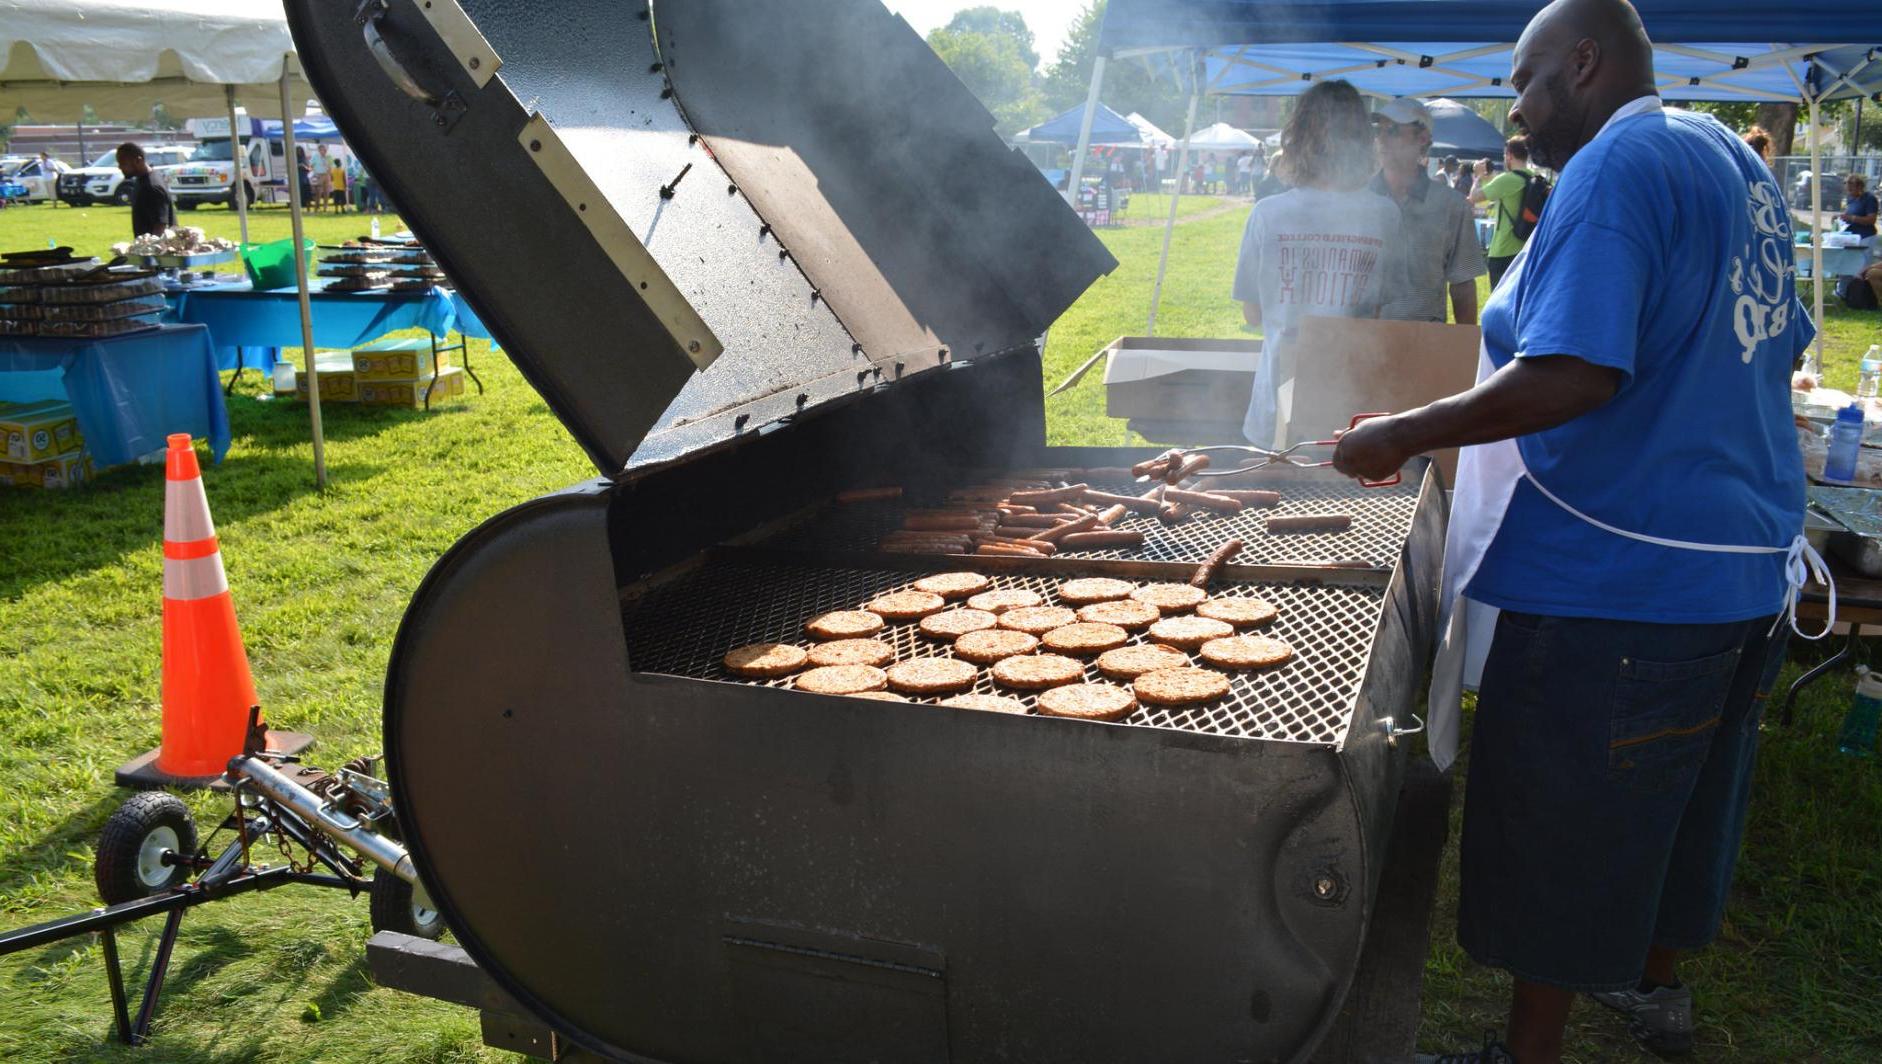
top-left (57, 145), bottom-right (193, 206)
top-left (0, 157), bottom-right (70, 203)
top-left (1791, 170), bottom-right (1844, 209)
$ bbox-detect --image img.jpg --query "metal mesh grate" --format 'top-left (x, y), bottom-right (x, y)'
top-left (622, 562), bottom-right (1384, 746)
top-left (762, 473), bottom-right (1417, 568)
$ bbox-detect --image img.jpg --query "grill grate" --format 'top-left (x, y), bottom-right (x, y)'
top-left (622, 562), bottom-right (1384, 746)
top-left (763, 473), bottom-right (1417, 568)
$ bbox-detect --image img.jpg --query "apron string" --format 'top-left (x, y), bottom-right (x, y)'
top-left (1523, 472), bottom-right (1834, 641)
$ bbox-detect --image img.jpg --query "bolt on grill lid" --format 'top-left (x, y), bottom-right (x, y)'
top-left (285, 0), bottom-right (1116, 475)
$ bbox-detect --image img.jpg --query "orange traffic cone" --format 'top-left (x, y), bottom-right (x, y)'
top-left (116, 435), bottom-right (310, 789)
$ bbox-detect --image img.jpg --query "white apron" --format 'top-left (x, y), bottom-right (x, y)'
top-left (1425, 352), bottom-right (1836, 771)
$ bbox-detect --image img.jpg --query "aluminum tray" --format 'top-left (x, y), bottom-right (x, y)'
top-left (135, 249), bottom-right (238, 269)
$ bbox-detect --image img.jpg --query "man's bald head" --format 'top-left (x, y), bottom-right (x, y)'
top-left (1509, 0), bottom-right (1658, 170)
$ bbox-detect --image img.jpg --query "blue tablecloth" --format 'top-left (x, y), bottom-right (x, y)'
top-left (168, 280), bottom-right (465, 370)
top-left (1795, 240), bottom-right (1880, 281)
top-left (0, 324), bottom-right (232, 467)
top-left (450, 292), bottom-right (493, 341)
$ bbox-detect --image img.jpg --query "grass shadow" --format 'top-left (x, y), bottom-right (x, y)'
top-left (0, 455), bottom-right (388, 602)
top-left (221, 379), bottom-right (476, 454)
top-left (0, 793), bottom-right (123, 916)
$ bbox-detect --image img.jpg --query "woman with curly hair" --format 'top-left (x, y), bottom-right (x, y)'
top-left (1231, 79), bottom-right (1399, 446)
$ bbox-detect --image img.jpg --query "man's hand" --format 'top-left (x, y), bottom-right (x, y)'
top-left (1474, 158), bottom-right (1492, 177)
top-left (1333, 415), bottom-right (1413, 483)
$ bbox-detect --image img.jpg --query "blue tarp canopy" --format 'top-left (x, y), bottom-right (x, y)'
top-left (1426, 98), bottom-right (1506, 157)
top-left (1021, 103), bottom-right (1142, 145)
top-left (258, 116), bottom-right (345, 141)
top-left (1097, 0), bottom-right (1882, 101)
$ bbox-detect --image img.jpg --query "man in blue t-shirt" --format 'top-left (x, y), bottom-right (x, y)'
top-left (1333, 2), bottom-right (1812, 1062)
top-left (1840, 174), bottom-right (1878, 238)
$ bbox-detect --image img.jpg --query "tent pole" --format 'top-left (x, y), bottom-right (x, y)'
top-left (1147, 86), bottom-right (1202, 336)
top-left (1065, 55), bottom-right (1108, 205)
top-left (225, 85), bottom-right (249, 247)
top-left (1809, 94), bottom-right (1824, 375)
top-left (280, 69), bottom-right (327, 490)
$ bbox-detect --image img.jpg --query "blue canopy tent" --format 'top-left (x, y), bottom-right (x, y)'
top-left (1426, 98), bottom-right (1505, 160)
top-left (259, 115), bottom-right (346, 142)
top-left (1020, 102), bottom-right (1143, 145)
top-left (1069, 0), bottom-right (1882, 354)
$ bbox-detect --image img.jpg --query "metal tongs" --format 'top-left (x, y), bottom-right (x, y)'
top-left (1138, 413), bottom-right (1401, 488)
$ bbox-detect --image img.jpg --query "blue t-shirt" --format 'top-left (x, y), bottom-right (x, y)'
top-left (1467, 108), bottom-right (1812, 624)
top-left (1846, 191), bottom-right (1879, 237)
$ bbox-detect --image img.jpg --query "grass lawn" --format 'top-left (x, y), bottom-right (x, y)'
top-left (1, 200), bottom-right (1880, 1062)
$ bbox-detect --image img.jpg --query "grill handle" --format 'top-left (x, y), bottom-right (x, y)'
top-left (1378, 714), bottom-right (1425, 749)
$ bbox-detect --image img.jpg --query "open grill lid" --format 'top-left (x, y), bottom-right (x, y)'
top-left (284, 0), bottom-right (1116, 475)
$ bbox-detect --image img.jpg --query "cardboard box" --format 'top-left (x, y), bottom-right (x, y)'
top-left (1050, 336), bottom-right (1261, 445)
top-left (0, 399), bottom-right (83, 462)
top-left (352, 336), bottom-right (447, 381)
top-left (0, 450), bottom-right (93, 489)
top-left (356, 366), bottom-right (466, 408)
top-left (1289, 318), bottom-right (1481, 484)
top-left (294, 352), bottom-right (360, 402)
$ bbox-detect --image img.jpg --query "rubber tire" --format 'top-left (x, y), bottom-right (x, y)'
top-left (369, 871), bottom-right (446, 940)
top-left (113, 186), bottom-right (133, 206)
top-left (94, 792), bottom-right (197, 906)
top-left (229, 182), bottom-right (254, 209)
top-left (178, 200), bottom-right (199, 211)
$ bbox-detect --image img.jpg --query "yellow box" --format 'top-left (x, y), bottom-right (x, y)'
top-left (352, 337), bottom-right (447, 381)
top-left (356, 367), bottom-right (466, 408)
top-left (0, 400), bottom-right (83, 462)
top-left (295, 353), bottom-right (360, 403)
top-left (0, 450), bottom-right (93, 489)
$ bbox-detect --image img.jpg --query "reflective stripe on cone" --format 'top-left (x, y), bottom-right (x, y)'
top-left (162, 554), bottom-right (230, 601)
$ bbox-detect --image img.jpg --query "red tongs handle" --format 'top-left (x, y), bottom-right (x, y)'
top-left (1315, 412), bottom-right (1400, 488)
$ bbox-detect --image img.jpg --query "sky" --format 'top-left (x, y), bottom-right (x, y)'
top-left (884, 0), bottom-right (1083, 69)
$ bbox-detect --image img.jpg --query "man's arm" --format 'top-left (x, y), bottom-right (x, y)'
top-left (1849, 197), bottom-right (1879, 228)
top-left (1331, 355), bottom-right (1621, 481)
top-left (1242, 301), bottom-right (1261, 328)
top-left (1449, 281), bottom-right (1479, 325)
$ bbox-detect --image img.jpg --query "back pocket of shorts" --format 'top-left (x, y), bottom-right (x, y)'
top-left (1607, 647), bottom-right (1741, 793)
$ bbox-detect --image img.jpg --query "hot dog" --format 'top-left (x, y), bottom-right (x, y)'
top-left (1265, 513), bottom-right (1353, 533)
top-left (1161, 488), bottom-right (1243, 513)
top-left (1058, 530), bottom-right (1147, 550)
top-left (1217, 490), bottom-right (1282, 507)
top-left (1096, 503), bottom-right (1130, 526)
top-left (1082, 489), bottom-right (1165, 515)
top-left (837, 486), bottom-right (903, 503)
top-left (1028, 512), bottom-right (1099, 544)
top-left (975, 543), bottom-right (1046, 557)
top-left (1189, 538), bottom-right (1245, 588)
top-left (1165, 453), bottom-right (1212, 483)
top-left (1131, 454), bottom-right (1176, 479)
top-left (1007, 483), bottom-right (1089, 506)
top-left (995, 513), bottom-right (1065, 528)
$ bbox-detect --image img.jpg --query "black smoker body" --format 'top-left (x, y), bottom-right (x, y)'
top-left (286, 2), bottom-right (1445, 1060)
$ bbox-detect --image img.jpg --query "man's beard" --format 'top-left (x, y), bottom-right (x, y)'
top-left (1523, 73), bottom-right (1583, 171)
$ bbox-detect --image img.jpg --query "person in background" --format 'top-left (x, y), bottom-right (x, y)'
top-left (1249, 147), bottom-right (1267, 192)
top-left (1254, 150), bottom-right (1289, 198)
top-left (1840, 173), bottom-right (1877, 239)
top-left (1231, 79), bottom-right (1399, 448)
top-left (1153, 143), bottom-right (1169, 190)
top-left (1742, 124), bottom-right (1772, 168)
top-left (1371, 98), bottom-right (1486, 324)
top-left (1336, 1), bottom-right (1812, 1060)
top-left (295, 146), bottom-right (313, 207)
top-left (309, 145), bottom-right (332, 214)
top-left (329, 157), bottom-right (349, 212)
top-left (1471, 135), bottom-right (1538, 286)
top-left (115, 142), bottom-right (174, 238)
top-left (1447, 154), bottom-right (1477, 198)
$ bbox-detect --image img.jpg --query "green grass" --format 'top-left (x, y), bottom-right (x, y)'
top-left (1, 200), bottom-right (1880, 1061)
top-left (0, 199), bottom-right (406, 263)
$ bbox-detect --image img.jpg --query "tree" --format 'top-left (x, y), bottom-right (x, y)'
top-left (943, 7), bottom-right (1038, 72)
top-left (927, 22), bottom-right (1046, 135)
top-left (1043, 0), bottom-right (1189, 136)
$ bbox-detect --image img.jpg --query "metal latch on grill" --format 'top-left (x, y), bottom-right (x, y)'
top-left (1378, 714), bottom-right (1426, 749)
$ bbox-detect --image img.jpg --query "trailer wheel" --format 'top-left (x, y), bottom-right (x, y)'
top-left (369, 872), bottom-right (445, 940)
top-left (94, 792), bottom-right (198, 906)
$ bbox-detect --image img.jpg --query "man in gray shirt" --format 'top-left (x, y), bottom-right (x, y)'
top-left (1369, 98), bottom-right (1486, 324)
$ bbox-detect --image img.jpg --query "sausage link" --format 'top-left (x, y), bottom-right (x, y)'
top-left (1165, 453), bottom-right (1212, 484)
top-left (1006, 483), bottom-right (1089, 506)
top-left (975, 544), bottom-right (1046, 557)
top-left (1082, 489), bottom-right (1165, 514)
top-left (1096, 503), bottom-right (1130, 526)
top-left (1131, 453), bottom-right (1177, 479)
top-left (1189, 538), bottom-right (1245, 588)
top-left (1058, 530), bottom-right (1147, 550)
top-left (1028, 512), bottom-right (1099, 544)
top-left (1162, 487), bottom-right (1243, 513)
top-left (1217, 490), bottom-right (1282, 508)
top-left (837, 486), bottom-right (903, 503)
top-left (995, 513), bottom-right (1065, 528)
top-left (1265, 513), bottom-right (1354, 533)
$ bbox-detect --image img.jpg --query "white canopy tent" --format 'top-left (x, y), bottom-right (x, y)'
top-left (1180, 121), bottom-right (1262, 150)
top-left (1125, 111), bottom-right (1175, 148)
top-left (1, 0), bottom-right (332, 487)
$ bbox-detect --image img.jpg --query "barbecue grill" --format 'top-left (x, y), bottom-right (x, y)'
top-left (286, 1), bottom-right (1449, 1060)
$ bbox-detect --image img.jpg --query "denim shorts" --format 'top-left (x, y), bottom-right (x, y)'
top-left (1456, 609), bottom-right (1788, 992)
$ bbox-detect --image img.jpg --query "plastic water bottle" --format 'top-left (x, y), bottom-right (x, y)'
top-left (1838, 666), bottom-right (1882, 756)
top-left (370, 216), bottom-right (381, 240)
top-left (1823, 403), bottom-right (1865, 483)
top-left (1861, 346), bottom-right (1882, 399)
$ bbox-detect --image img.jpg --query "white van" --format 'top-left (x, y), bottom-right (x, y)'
top-left (153, 116), bottom-right (351, 209)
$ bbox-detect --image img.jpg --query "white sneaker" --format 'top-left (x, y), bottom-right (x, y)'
top-left (1589, 982), bottom-right (1694, 1055)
